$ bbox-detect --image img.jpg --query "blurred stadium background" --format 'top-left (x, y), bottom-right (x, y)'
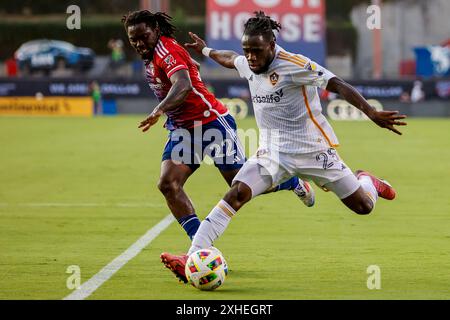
top-left (1, 0), bottom-right (449, 117)
top-left (1, 0), bottom-right (449, 300)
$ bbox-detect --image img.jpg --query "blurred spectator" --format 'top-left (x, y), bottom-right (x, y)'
top-left (90, 81), bottom-right (102, 115)
top-left (5, 57), bottom-right (18, 77)
top-left (436, 80), bottom-right (450, 99)
top-left (399, 91), bottom-right (411, 103)
top-left (108, 39), bottom-right (125, 70)
top-left (411, 80), bottom-right (425, 103)
top-left (52, 57), bottom-right (73, 78)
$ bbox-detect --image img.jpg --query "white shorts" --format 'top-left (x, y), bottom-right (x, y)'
top-left (233, 147), bottom-right (361, 200)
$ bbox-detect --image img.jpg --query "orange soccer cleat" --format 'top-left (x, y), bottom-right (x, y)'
top-left (356, 170), bottom-right (396, 200)
top-left (160, 252), bottom-right (189, 283)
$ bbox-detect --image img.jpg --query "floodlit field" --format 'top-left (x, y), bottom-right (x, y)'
top-left (1, 116), bottom-right (449, 300)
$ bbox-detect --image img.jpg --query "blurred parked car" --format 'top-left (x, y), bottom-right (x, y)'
top-left (14, 39), bottom-right (95, 74)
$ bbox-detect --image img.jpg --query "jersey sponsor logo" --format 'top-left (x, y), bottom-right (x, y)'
top-left (164, 54), bottom-right (177, 67)
top-left (269, 72), bottom-right (279, 86)
top-left (275, 89), bottom-right (283, 97)
top-left (252, 89), bottom-right (284, 104)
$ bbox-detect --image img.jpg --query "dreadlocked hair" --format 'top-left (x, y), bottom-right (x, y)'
top-left (243, 11), bottom-right (282, 41)
top-left (122, 10), bottom-right (176, 38)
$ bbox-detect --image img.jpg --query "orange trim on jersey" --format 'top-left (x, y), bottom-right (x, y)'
top-left (278, 52), bottom-right (307, 67)
top-left (278, 51), bottom-right (307, 63)
top-left (278, 56), bottom-right (306, 68)
top-left (301, 86), bottom-right (339, 148)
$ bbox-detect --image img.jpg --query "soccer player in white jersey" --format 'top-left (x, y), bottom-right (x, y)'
top-left (160, 11), bottom-right (407, 283)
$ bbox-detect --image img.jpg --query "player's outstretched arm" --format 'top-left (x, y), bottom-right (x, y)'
top-left (185, 32), bottom-right (239, 69)
top-left (138, 69), bottom-right (192, 132)
top-left (326, 77), bottom-right (407, 135)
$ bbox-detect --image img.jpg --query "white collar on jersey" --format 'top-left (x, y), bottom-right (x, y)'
top-left (265, 44), bottom-right (284, 73)
top-left (275, 44), bottom-right (284, 55)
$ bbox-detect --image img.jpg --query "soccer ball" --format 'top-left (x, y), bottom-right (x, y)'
top-left (185, 247), bottom-right (228, 291)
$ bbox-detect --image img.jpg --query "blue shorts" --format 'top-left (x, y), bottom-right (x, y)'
top-left (162, 114), bottom-right (246, 172)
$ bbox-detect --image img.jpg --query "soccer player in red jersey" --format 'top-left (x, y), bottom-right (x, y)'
top-left (122, 11), bottom-right (314, 244)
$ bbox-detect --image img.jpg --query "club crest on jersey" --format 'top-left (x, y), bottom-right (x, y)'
top-left (269, 72), bottom-right (279, 86)
top-left (164, 54), bottom-right (176, 67)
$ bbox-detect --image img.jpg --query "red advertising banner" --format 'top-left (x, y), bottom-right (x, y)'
top-left (206, 0), bottom-right (326, 65)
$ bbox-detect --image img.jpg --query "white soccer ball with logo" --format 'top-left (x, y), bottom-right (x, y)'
top-left (185, 247), bottom-right (228, 291)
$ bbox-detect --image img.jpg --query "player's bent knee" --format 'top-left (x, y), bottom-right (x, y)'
top-left (353, 201), bottom-right (374, 215)
top-left (157, 178), bottom-right (181, 196)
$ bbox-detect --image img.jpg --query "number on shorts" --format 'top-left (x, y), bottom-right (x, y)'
top-left (316, 152), bottom-right (334, 170)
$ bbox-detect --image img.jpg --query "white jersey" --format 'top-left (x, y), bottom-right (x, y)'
top-left (234, 45), bottom-right (339, 154)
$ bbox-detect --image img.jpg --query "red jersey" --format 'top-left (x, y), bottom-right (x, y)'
top-left (144, 36), bottom-right (228, 130)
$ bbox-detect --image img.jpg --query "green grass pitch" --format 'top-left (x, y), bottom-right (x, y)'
top-left (0, 116), bottom-right (449, 299)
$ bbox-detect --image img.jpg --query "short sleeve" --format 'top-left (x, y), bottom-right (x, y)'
top-left (233, 55), bottom-right (250, 79)
top-left (291, 60), bottom-right (336, 90)
top-left (155, 42), bottom-right (189, 79)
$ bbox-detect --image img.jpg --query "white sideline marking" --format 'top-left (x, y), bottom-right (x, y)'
top-left (0, 202), bottom-right (164, 208)
top-left (63, 214), bottom-right (175, 300)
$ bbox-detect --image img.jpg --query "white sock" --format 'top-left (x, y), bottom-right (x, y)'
top-left (359, 175), bottom-right (378, 206)
top-left (188, 200), bottom-right (236, 255)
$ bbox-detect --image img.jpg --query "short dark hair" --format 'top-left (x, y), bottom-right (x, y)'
top-left (243, 11), bottom-right (282, 41)
top-left (122, 10), bottom-right (176, 38)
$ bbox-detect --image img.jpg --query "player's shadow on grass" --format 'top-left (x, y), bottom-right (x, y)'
top-left (213, 270), bottom-right (267, 294)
